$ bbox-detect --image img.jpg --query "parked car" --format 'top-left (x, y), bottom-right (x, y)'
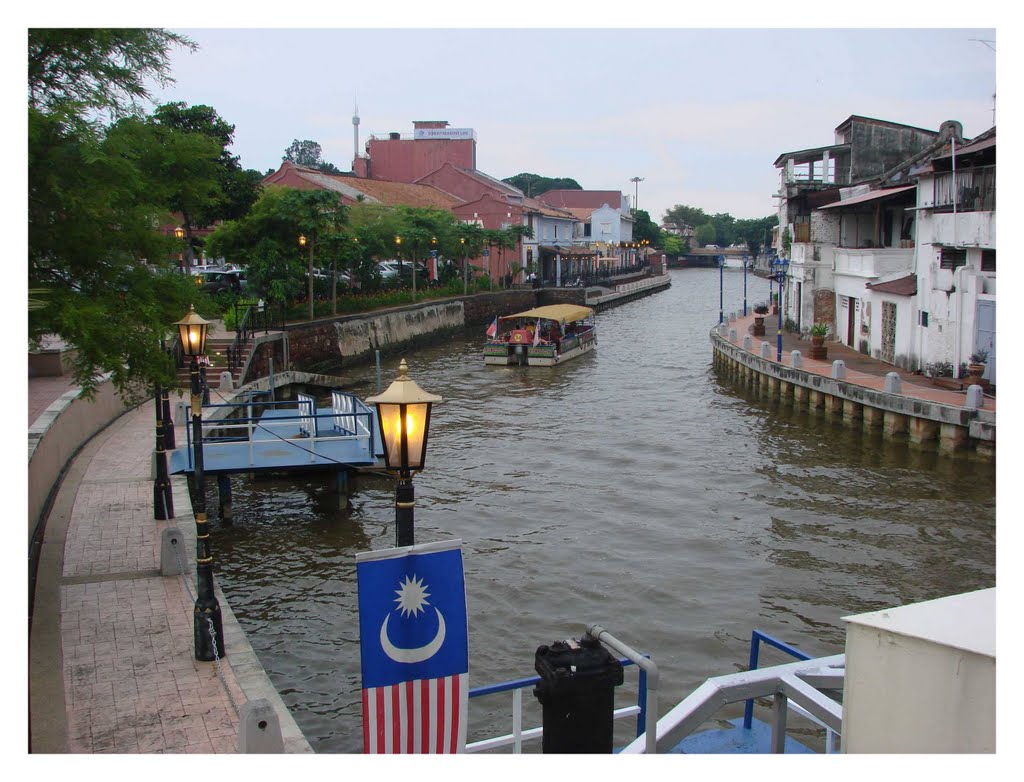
top-left (195, 269), bottom-right (245, 295)
top-left (377, 260), bottom-right (428, 284)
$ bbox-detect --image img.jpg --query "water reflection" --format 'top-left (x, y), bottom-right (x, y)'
top-left (209, 268), bottom-right (995, 753)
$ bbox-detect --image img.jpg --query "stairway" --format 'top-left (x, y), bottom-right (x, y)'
top-left (174, 333), bottom-right (254, 392)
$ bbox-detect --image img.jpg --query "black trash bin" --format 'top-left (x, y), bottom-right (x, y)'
top-left (533, 636), bottom-right (624, 753)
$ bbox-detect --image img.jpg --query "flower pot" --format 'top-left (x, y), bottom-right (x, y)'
top-left (753, 316), bottom-right (766, 336)
top-left (808, 335), bottom-right (827, 360)
top-left (966, 363), bottom-right (986, 385)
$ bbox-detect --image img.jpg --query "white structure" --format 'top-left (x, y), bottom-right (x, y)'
top-left (909, 129), bottom-right (996, 383)
top-left (842, 588), bottom-right (995, 753)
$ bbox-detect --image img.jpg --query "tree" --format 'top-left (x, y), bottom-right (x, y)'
top-left (733, 215), bottom-right (779, 260)
top-left (502, 173), bottom-right (582, 198)
top-left (630, 209), bottom-right (660, 246)
top-left (29, 28), bottom-right (195, 122)
top-left (694, 223), bottom-right (717, 247)
top-left (662, 234), bottom-right (683, 256)
top-left (150, 102), bottom-right (263, 262)
top-left (28, 28), bottom-right (203, 400)
top-left (663, 204), bottom-right (709, 235)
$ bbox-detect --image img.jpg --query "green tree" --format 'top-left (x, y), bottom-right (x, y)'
top-left (28, 28), bottom-right (195, 122)
top-left (150, 102), bottom-right (263, 263)
top-left (662, 234), bottom-right (683, 255)
top-left (283, 139), bottom-right (343, 173)
top-left (733, 215), bottom-right (779, 260)
top-left (694, 222), bottom-right (717, 247)
top-left (28, 28), bottom-right (202, 400)
top-left (630, 209), bottom-right (660, 246)
top-left (663, 204), bottom-right (708, 235)
top-left (502, 173), bottom-right (582, 198)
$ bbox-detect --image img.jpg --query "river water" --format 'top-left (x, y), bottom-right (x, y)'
top-left (208, 268), bottom-right (996, 753)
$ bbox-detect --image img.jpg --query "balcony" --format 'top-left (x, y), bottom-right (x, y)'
top-left (834, 247), bottom-right (914, 279)
top-left (929, 166), bottom-right (995, 212)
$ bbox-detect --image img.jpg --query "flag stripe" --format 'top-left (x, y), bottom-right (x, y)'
top-left (420, 679), bottom-right (430, 754)
top-left (405, 680), bottom-right (414, 753)
top-left (436, 675), bottom-right (445, 753)
top-left (450, 674), bottom-right (460, 754)
top-left (362, 688), bottom-right (371, 753)
top-left (363, 674), bottom-right (469, 753)
top-left (392, 684), bottom-right (401, 753)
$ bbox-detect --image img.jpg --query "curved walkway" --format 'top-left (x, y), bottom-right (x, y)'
top-left (28, 377), bottom-right (310, 754)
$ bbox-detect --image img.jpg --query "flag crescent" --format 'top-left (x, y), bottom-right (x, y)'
top-left (380, 608), bottom-right (447, 664)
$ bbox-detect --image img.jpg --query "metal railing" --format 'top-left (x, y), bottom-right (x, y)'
top-left (618, 652), bottom-right (845, 754)
top-left (182, 394), bottom-right (376, 470)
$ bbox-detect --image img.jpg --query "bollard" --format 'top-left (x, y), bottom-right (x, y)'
top-left (175, 400), bottom-right (189, 426)
top-left (790, 350), bottom-right (803, 368)
top-left (966, 384), bottom-right (985, 409)
top-left (160, 528), bottom-right (187, 576)
top-left (218, 475), bottom-right (233, 522)
top-left (534, 637), bottom-right (623, 753)
top-left (728, 328), bottom-right (737, 342)
top-left (884, 372), bottom-right (902, 394)
top-left (219, 371), bottom-right (234, 391)
top-left (237, 699), bottom-right (285, 753)
top-left (742, 335), bottom-right (752, 350)
top-left (717, 323), bottom-right (728, 336)
top-left (831, 360), bottom-right (846, 380)
top-left (760, 342), bottom-right (772, 359)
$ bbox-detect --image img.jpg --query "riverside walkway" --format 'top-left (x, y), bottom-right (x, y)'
top-left (28, 373), bottom-right (311, 754)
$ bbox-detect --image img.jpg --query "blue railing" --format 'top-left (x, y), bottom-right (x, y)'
top-left (466, 657), bottom-right (648, 753)
top-left (742, 630), bottom-right (812, 729)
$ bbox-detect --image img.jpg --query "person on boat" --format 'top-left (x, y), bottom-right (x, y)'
top-left (547, 323), bottom-right (561, 350)
top-left (526, 321), bottom-right (536, 338)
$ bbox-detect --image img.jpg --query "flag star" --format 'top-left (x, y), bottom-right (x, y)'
top-left (394, 575), bottom-right (430, 618)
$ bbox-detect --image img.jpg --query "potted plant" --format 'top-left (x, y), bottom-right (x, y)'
top-left (808, 322), bottom-right (829, 360)
top-left (752, 304), bottom-right (768, 336)
top-left (966, 349), bottom-right (988, 385)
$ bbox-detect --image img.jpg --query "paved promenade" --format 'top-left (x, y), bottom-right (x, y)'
top-left (29, 376), bottom-right (310, 754)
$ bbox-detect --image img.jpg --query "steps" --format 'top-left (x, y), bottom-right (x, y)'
top-left (175, 334), bottom-right (254, 391)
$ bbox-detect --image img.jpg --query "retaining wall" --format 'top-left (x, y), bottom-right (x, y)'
top-left (710, 328), bottom-right (995, 458)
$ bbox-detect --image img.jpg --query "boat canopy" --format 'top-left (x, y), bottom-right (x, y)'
top-left (498, 304), bottom-right (594, 325)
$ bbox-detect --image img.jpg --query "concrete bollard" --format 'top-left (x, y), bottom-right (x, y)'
top-left (219, 371), bottom-right (234, 391)
top-left (790, 350), bottom-right (803, 368)
top-left (760, 342), bottom-right (772, 359)
top-left (729, 311), bottom-right (736, 322)
top-left (728, 328), bottom-right (737, 342)
top-left (831, 360), bottom-right (846, 380)
top-left (160, 528), bottom-right (187, 576)
top-left (742, 335), bottom-right (752, 350)
top-left (717, 323), bottom-right (728, 336)
top-left (965, 384), bottom-right (985, 409)
top-left (238, 699), bottom-right (285, 753)
top-left (884, 372), bottom-right (902, 394)
top-left (175, 400), bottom-right (189, 426)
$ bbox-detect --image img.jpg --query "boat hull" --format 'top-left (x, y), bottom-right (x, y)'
top-left (526, 332), bottom-right (596, 366)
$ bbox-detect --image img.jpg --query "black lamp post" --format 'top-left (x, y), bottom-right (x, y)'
top-left (718, 255), bottom-right (725, 325)
top-left (773, 259), bottom-right (790, 362)
top-left (367, 359), bottom-right (442, 548)
top-left (742, 255), bottom-right (749, 316)
top-left (460, 237), bottom-right (467, 295)
top-left (174, 305), bottom-right (225, 661)
top-left (174, 226), bottom-right (186, 275)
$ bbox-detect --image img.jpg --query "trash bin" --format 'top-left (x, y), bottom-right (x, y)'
top-left (533, 636), bottom-right (624, 753)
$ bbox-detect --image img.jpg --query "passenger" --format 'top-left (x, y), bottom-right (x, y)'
top-left (526, 321), bottom-right (536, 337)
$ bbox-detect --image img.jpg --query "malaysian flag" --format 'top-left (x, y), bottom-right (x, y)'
top-left (485, 317), bottom-right (497, 338)
top-left (356, 539), bottom-right (469, 754)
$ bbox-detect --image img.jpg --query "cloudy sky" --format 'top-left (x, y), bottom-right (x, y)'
top-left (143, 24), bottom-right (996, 223)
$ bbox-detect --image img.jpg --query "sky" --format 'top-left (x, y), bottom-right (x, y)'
top-left (139, 25), bottom-right (998, 224)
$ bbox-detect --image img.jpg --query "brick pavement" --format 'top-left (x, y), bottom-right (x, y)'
top-left (29, 384), bottom-right (311, 754)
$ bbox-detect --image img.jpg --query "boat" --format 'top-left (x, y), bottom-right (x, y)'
top-left (483, 304), bottom-right (596, 366)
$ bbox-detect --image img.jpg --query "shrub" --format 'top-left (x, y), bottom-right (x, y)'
top-left (753, 304), bottom-right (769, 315)
top-left (810, 322), bottom-right (830, 338)
top-left (969, 349), bottom-right (988, 364)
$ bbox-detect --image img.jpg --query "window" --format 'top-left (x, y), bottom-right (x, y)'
top-left (940, 248), bottom-right (967, 270)
top-left (981, 249), bottom-right (996, 272)
top-left (919, 311), bottom-right (929, 327)
top-left (583, 223), bottom-right (591, 237)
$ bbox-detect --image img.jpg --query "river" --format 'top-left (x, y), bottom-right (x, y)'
top-left (208, 268), bottom-right (996, 753)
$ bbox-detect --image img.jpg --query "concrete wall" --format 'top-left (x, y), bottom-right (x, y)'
top-left (29, 378), bottom-right (134, 544)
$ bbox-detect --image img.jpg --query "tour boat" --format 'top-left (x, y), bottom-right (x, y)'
top-left (483, 304), bottom-right (596, 366)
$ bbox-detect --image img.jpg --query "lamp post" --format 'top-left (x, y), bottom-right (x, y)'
top-left (629, 176), bottom-right (644, 211)
top-left (174, 305), bottom-right (225, 661)
top-left (742, 255), bottom-right (749, 316)
top-left (460, 237), bottom-right (467, 295)
top-left (768, 257), bottom-right (776, 314)
top-left (718, 255), bottom-right (725, 324)
top-left (299, 234), bottom-right (314, 320)
top-left (174, 226), bottom-right (186, 275)
top-left (773, 258), bottom-right (789, 362)
top-left (367, 359), bottom-right (443, 548)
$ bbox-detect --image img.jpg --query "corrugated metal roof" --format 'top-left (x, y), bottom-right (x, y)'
top-left (818, 185), bottom-right (915, 210)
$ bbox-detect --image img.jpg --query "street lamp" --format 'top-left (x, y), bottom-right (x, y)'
top-left (174, 226), bottom-right (186, 274)
top-left (742, 255), bottom-right (749, 316)
top-left (173, 305), bottom-right (225, 661)
top-left (773, 258), bottom-right (790, 361)
top-left (367, 359), bottom-right (443, 548)
top-left (460, 236), bottom-right (467, 295)
top-left (718, 255), bottom-right (726, 324)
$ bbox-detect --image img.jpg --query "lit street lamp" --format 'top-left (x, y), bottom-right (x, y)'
top-left (367, 359), bottom-right (443, 548)
top-left (174, 305), bottom-right (225, 661)
top-left (460, 236), bottom-right (467, 295)
top-left (773, 259), bottom-right (790, 361)
top-left (742, 255), bottom-right (749, 316)
top-left (299, 233), bottom-right (314, 320)
top-left (174, 226), bottom-right (186, 275)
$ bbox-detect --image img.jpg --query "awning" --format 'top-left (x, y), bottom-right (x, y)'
top-left (818, 185), bottom-right (915, 210)
top-left (500, 304), bottom-right (594, 324)
top-left (866, 274), bottom-right (917, 296)
top-left (538, 245), bottom-right (596, 257)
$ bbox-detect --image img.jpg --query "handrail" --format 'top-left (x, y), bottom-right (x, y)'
top-left (465, 654), bottom-right (649, 754)
top-left (743, 630), bottom-right (811, 729)
top-left (586, 624), bottom-right (658, 755)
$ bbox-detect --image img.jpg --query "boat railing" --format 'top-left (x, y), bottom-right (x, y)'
top-left (182, 393), bottom-right (375, 468)
top-left (618, 652), bottom-right (845, 754)
top-left (465, 627), bottom-right (654, 754)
